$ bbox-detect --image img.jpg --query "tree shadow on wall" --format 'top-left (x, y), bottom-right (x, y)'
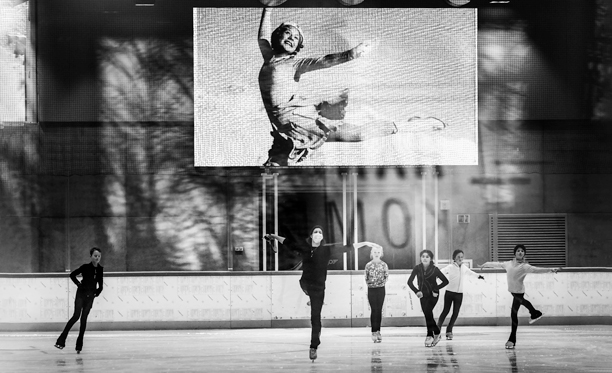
top-left (98, 37), bottom-right (260, 271)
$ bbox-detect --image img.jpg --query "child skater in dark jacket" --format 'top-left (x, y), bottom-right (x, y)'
top-left (55, 247), bottom-right (104, 353)
top-left (407, 249), bottom-right (449, 347)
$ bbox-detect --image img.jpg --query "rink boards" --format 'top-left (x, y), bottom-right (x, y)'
top-left (0, 269), bottom-right (611, 331)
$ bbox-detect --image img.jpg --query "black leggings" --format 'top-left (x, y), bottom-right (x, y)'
top-left (368, 287), bottom-right (386, 332)
top-left (308, 289), bottom-right (325, 349)
top-left (509, 292), bottom-right (538, 344)
top-left (420, 296), bottom-right (440, 337)
top-left (56, 290), bottom-right (95, 349)
top-left (437, 291), bottom-right (463, 333)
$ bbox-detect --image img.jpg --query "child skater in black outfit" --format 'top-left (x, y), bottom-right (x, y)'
top-left (55, 247), bottom-right (104, 353)
top-left (265, 226), bottom-right (372, 362)
top-left (407, 249), bottom-right (449, 347)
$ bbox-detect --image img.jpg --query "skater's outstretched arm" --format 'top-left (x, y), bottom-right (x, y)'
top-left (328, 240), bottom-right (380, 253)
top-left (264, 233), bottom-right (286, 244)
top-left (258, 8), bottom-right (274, 61)
top-left (465, 266), bottom-right (485, 280)
top-left (479, 261), bottom-right (504, 269)
top-left (353, 241), bottom-right (382, 250)
top-left (294, 40), bottom-right (372, 78)
top-left (524, 264), bottom-right (560, 274)
top-left (264, 234), bottom-right (286, 253)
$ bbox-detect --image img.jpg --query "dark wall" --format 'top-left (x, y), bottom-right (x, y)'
top-left (1, 0), bottom-right (610, 272)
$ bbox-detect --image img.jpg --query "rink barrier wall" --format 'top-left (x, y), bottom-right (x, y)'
top-left (0, 268), bottom-right (611, 332)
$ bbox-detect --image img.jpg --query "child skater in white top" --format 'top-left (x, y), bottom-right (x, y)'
top-left (437, 249), bottom-right (485, 340)
top-left (479, 244), bottom-right (560, 349)
top-left (364, 243), bottom-right (388, 343)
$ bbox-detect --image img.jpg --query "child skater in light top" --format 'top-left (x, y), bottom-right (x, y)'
top-left (437, 249), bottom-right (485, 340)
top-left (364, 243), bottom-right (388, 343)
top-left (257, 8), bottom-right (445, 166)
top-left (479, 244), bottom-right (560, 349)
top-left (407, 250), bottom-right (449, 347)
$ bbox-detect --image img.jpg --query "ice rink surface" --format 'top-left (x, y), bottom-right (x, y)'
top-left (1, 325), bottom-right (611, 372)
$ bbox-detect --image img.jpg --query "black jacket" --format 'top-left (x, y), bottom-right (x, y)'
top-left (407, 263), bottom-right (448, 298)
top-left (70, 262), bottom-right (104, 297)
top-left (282, 236), bottom-right (352, 291)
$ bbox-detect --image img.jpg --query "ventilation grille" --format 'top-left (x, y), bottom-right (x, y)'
top-left (489, 214), bottom-right (567, 267)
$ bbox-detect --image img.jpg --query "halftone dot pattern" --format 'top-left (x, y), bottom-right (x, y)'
top-left (194, 8), bottom-right (477, 167)
top-left (0, 123), bottom-right (195, 176)
top-left (0, 1), bottom-right (28, 123)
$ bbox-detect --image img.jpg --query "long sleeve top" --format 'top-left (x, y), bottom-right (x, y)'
top-left (482, 259), bottom-right (550, 293)
top-left (407, 264), bottom-right (449, 298)
top-left (281, 236), bottom-right (352, 291)
top-left (441, 262), bottom-right (481, 293)
top-left (70, 262), bottom-right (104, 296)
top-left (365, 260), bottom-right (389, 288)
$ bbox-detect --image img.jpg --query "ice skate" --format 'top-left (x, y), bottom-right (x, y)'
top-left (505, 341), bottom-right (515, 349)
top-left (446, 332), bottom-right (453, 340)
top-left (529, 311), bottom-right (543, 324)
top-left (432, 334), bottom-right (442, 346)
top-left (376, 331), bottom-right (382, 343)
top-left (394, 116), bottom-right (447, 133)
top-left (54, 344), bottom-right (64, 350)
top-left (424, 336), bottom-right (434, 347)
top-left (309, 348), bottom-right (317, 362)
top-left (371, 332), bottom-right (378, 343)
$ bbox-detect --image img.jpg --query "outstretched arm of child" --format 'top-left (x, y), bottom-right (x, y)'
top-left (478, 261), bottom-right (504, 269)
top-left (258, 8), bottom-right (274, 61)
top-left (466, 266), bottom-right (485, 280)
top-left (526, 264), bottom-right (561, 274)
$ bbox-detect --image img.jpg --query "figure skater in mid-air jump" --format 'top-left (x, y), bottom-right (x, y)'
top-left (257, 8), bottom-right (446, 166)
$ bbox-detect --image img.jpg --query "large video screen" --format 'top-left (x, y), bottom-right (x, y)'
top-left (194, 8), bottom-right (477, 167)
